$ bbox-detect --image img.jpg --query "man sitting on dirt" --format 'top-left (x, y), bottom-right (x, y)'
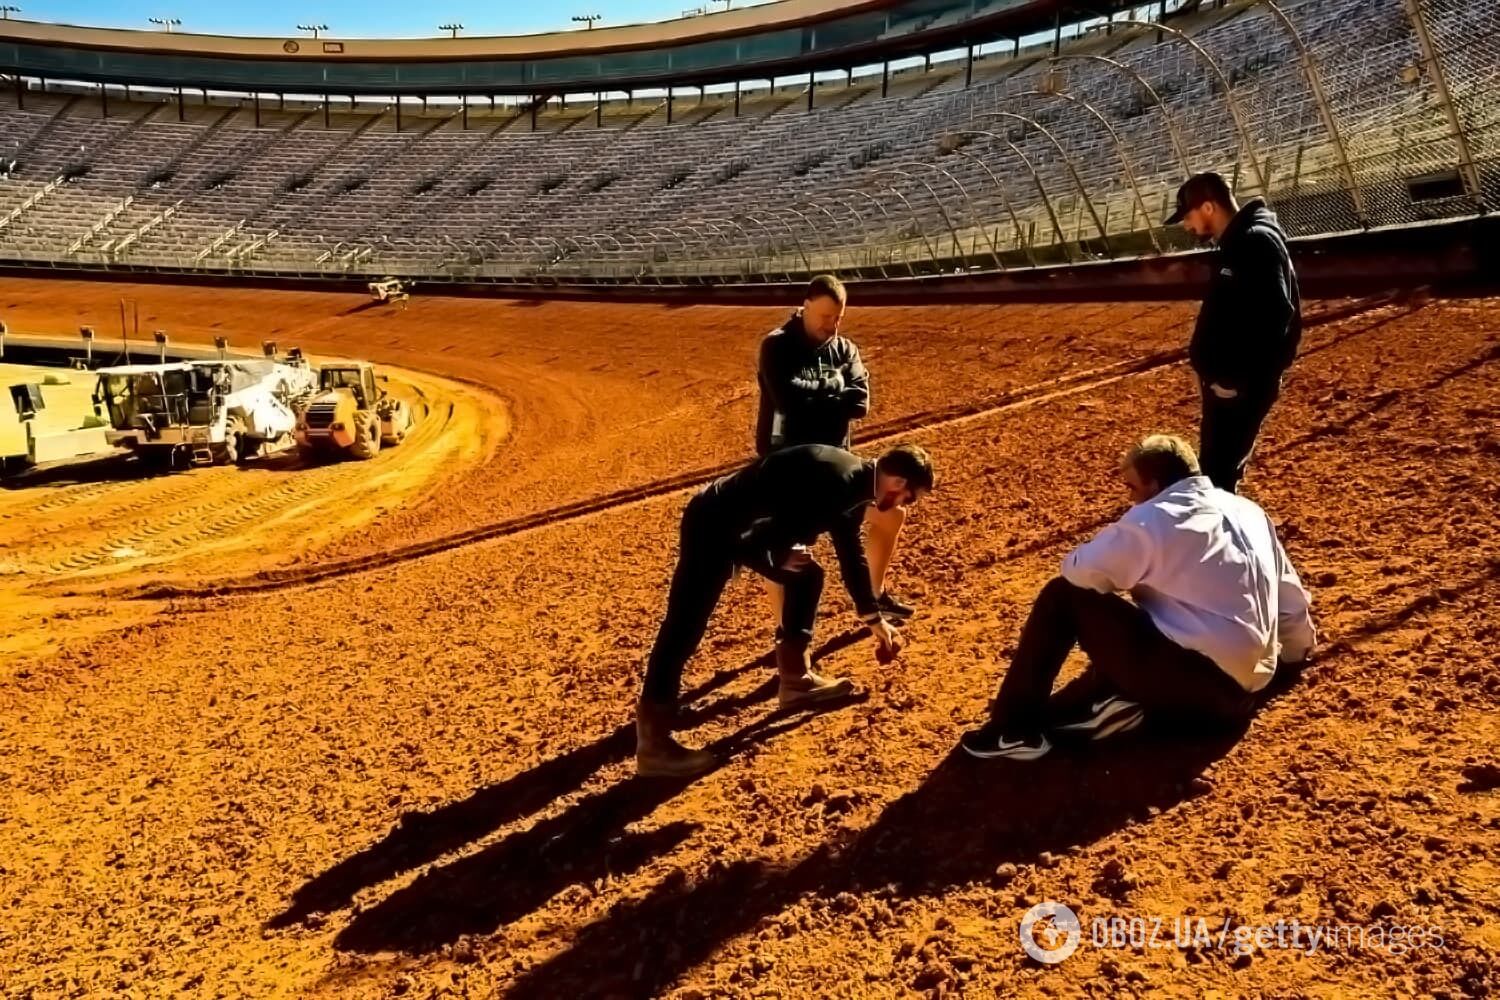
top-left (637, 442), bottom-right (935, 778)
top-left (961, 434), bottom-right (1315, 762)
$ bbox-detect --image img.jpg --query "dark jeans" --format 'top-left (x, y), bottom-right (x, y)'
top-left (642, 494), bottom-right (823, 705)
top-left (990, 577), bottom-right (1255, 733)
top-left (1200, 382), bottom-right (1278, 493)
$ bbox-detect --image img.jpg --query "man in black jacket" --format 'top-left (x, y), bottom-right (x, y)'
top-left (636, 443), bottom-right (935, 777)
top-left (756, 275), bottom-right (914, 619)
top-left (1167, 172), bottom-right (1302, 493)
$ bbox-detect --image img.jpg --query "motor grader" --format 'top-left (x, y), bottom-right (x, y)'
top-left (294, 361), bottom-right (413, 460)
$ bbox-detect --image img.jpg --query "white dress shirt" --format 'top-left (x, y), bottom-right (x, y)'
top-left (1061, 475), bottom-right (1315, 691)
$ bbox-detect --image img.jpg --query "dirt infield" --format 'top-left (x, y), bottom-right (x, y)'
top-left (0, 342), bottom-right (507, 660)
top-left (0, 277), bottom-right (1495, 998)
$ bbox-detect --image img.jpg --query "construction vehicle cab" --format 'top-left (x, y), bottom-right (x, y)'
top-left (296, 361), bottom-right (412, 461)
top-left (94, 363), bottom-right (201, 468)
top-left (320, 363), bottom-right (379, 408)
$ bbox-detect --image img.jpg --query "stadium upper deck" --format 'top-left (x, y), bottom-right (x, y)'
top-left (0, 0), bottom-right (1493, 286)
top-left (0, 0), bottom-right (1142, 95)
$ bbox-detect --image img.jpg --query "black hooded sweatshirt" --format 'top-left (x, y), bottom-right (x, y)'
top-left (755, 311), bottom-right (870, 456)
top-left (1189, 198), bottom-right (1302, 395)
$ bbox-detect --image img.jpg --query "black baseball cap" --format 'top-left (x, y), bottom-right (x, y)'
top-left (1164, 171), bottom-right (1234, 225)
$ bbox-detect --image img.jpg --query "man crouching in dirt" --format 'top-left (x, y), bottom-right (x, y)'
top-left (636, 443), bottom-right (935, 778)
top-left (960, 434), bottom-right (1315, 761)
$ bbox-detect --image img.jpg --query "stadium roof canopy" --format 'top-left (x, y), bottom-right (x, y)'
top-left (0, 0), bottom-right (1144, 96)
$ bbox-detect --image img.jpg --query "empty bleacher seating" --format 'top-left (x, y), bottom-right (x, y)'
top-left (0, 0), bottom-right (1493, 279)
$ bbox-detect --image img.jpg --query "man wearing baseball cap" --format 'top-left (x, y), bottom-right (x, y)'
top-left (1167, 172), bottom-right (1302, 493)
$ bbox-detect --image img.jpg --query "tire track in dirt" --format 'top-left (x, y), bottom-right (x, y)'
top-left (0, 479), bottom-right (122, 519)
top-left (13, 365), bottom-right (492, 585)
top-left (116, 295), bottom-right (1413, 601)
top-left (118, 349), bottom-right (1180, 599)
top-left (35, 460), bottom-right (387, 575)
top-left (5, 467), bottom-right (225, 545)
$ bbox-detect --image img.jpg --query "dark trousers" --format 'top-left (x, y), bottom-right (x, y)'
top-left (1199, 382), bottom-right (1278, 493)
top-left (642, 495), bottom-right (823, 705)
top-left (990, 577), bottom-right (1254, 733)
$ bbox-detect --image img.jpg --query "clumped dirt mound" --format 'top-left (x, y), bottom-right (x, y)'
top-left (0, 278), bottom-right (1494, 998)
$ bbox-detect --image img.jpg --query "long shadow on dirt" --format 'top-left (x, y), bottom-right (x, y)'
top-left (269, 629), bottom-right (868, 930)
top-left (337, 300), bottom-right (388, 317)
top-left (497, 562), bottom-right (1500, 999)
top-left (498, 717), bottom-right (1250, 999)
top-left (330, 687), bottom-right (869, 953)
top-left (1, 452), bottom-right (147, 488)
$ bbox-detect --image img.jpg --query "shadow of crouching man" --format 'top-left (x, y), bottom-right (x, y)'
top-left (268, 629), bottom-right (868, 933)
top-left (328, 686), bottom-right (869, 955)
top-left (502, 716), bottom-right (1255, 1000)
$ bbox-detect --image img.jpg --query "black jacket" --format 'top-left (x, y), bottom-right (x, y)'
top-left (696, 444), bottom-right (881, 621)
top-left (755, 312), bottom-right (870, 456)
top-left (1189, 199), bottom-right (1302, 394)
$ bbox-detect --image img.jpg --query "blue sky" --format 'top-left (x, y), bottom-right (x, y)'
top-left (15, 0), bottom-right (773, 37)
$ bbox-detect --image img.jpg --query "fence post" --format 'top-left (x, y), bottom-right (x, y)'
top-left (1260, 0), bottom-right (1370, 226)
top-left (1401, 0), bottom-right (1484, 208)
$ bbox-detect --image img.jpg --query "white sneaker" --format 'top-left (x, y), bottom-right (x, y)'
top-left (1054, 696), bottom-right (1144, 741)
top-left (960, 724), bottom-right (1053, 761)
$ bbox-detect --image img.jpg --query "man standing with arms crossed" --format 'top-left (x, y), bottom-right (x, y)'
top-left (1167, 172), bottom-right (1303, 493)
top-left (756, 274), bottom-right (915, 620)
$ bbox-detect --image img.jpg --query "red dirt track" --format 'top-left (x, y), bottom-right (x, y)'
top-left (0, 278), bottom-right (1496, 998)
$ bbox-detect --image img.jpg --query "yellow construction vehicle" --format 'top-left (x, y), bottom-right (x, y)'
top-left (294, 361), bottom-right (413, 460)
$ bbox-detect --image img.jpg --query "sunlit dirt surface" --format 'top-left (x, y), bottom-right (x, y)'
top-left (0, 336), bottom-right (506, 661)
top-left (0, 277), bottom-right (1495, 998)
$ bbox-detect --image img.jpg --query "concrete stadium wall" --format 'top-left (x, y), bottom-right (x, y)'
top-left (1, 216), bottom-right (1495, 307)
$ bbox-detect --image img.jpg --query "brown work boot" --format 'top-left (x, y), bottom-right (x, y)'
top-left (775, 638), bottom-right (854, 709)
top-left (635, 698), bottom-right (715, 778)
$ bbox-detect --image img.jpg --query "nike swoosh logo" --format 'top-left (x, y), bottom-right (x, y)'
top-left (995, 739), bottom-right (1031, 751)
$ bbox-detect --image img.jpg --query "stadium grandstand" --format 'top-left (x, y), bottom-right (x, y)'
top-left (0, 0), bottom-right (1494, 284)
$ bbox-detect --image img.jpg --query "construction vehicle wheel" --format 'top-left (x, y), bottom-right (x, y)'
top-left (388, 401), bottom-right (414, 446)
top-left (349, 413), bottom-right (381, 460)
top-left (212, 436), bottom-right (238, 466)
top-left (380, 410), bottom-right (408, 447)
top-left (214, 417), bottom-right (244, 466)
